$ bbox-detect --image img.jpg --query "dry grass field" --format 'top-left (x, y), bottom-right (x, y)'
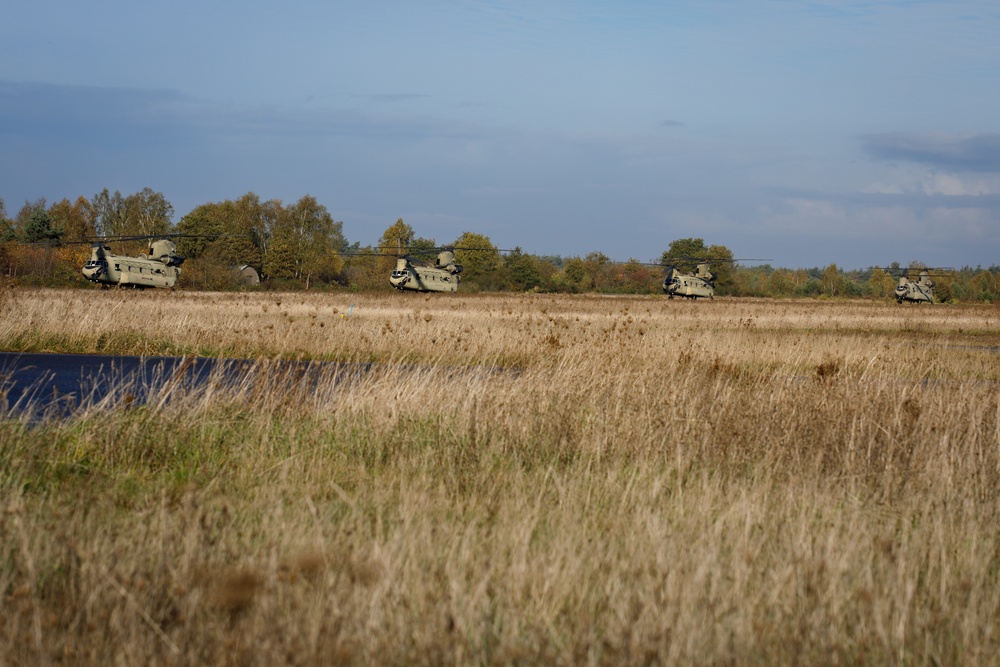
top-left (1, 287), bottom-right (999, 665)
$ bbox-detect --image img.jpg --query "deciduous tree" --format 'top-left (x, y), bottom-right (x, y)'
top-left (0, 198), bottom-right (12, 241)
top-left (91, 188), bottom-right (173, 240)
top-left (264, 195), bottom-right (345, 287)
top-left (821, 263), bottom-right (845, 296)
top-left (177, 192), bottom-right (278, 273)
top-left (661, 238), bottom-right (736, 293)
top-left (661, 238), bottom-right (708, 271)
top-left (767, 269), bottom-right (795, 296)
top-left (47, 197), bottom-right (96, 242)
top-left (91, 189), bottom-right (125, 238)
top-left (342, 245), bottom-right (386, 290)
top-left (408, 236), bottom-right (438, 262)
top-left (453, 231), bottom-right (500, 288)
top-left (123, 187), bottom-right (173, 238)
top-left (563, 257), bottom-right (587, 288)
top-left (583, 251), bottom-right (612, 291)
top-left (868, 268), bottom-right (894, 299)
top-left (378, 218), bottom-right (414, 254)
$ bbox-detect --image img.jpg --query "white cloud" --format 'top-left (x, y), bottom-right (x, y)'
top-left (920, 173), bottom-right (997, 196)
top-left (758, 193), bottom-right (1000, 252)
top-left (863, 166), bottom-right (1000, 196)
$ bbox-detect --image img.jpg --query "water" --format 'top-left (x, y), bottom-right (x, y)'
top-left (0, 352), bottom-right (370, 418)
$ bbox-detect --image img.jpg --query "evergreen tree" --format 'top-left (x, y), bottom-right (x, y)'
top-left (17, 199), bottom-right (61, 243)
top-left (24, 208), bottom-right (60, 243)
top-left (504, 247), bottom-right (541, 291)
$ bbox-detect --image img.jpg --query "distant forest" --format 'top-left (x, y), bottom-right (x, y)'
top-left (2, 189), bottom-right (998, 302)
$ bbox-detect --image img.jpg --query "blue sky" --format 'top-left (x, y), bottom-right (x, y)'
top-left (3, 0), bottom-right (999, 268)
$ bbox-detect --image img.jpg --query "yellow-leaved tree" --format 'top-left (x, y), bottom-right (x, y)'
top-left (453, 231), bottom-right (500, 290)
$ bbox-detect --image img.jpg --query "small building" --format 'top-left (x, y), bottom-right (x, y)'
top-left (233, 265), bottom-right (261, 287)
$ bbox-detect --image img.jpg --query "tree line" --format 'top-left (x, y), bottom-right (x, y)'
top-left (2, 190), bottom-right (998, 302)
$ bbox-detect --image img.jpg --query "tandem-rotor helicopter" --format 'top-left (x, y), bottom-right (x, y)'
top-left (353, 245), bottom-right (506, 293)
top-left (81, 235), bottom-right (187, 289)
top-left (389, 249), bottom-right (464, 293)
top-left (890, 268), bottom-right (952, 304)
top-left (895, 271), bottom-right (935, 304)
top-left (661, 258), bottom-right (771, 299)
top-left (870, 266), bottom-right (952, 304)
top-left (662, 261), bottom-right (717, 299)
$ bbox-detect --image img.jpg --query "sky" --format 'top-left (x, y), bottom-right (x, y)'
top-left (2, 0), bottom-right (999, 269)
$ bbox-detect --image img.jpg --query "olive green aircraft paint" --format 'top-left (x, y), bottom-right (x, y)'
top-left (895, 271), bottom-right (935, 304)
top-left (389, 251), bottom-right (463, 292)
top-left (663, 262), bottom-right (715, 299)
top-left (82, 239), bottom-right (183, 289)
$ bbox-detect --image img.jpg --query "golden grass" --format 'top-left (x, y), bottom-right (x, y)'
top-left (1, 288), bottom-right (999, 664)
top-left (3, 288), bottom-right (999, 374)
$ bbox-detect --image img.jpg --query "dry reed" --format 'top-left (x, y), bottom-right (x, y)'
top-left (1, 289), bottom-right (999, 665)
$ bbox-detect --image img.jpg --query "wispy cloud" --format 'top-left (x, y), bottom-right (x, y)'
top-left (0, 80), bottom-right (192, 148)
top-left (861, 132), bottom-right (1000, 173)
top-left (0, 80), bottom-right (482, 145)
top-left (351, 93), bottom-right (430, 104)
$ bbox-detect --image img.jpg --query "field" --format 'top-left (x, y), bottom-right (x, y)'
top-left (2, 287), bottom-right (999, 665)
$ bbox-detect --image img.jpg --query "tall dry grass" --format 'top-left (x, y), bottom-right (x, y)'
top-left (1, 289), bottom-right (999, 664)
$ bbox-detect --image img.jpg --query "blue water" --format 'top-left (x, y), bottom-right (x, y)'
top-left (0, 352), bottom-right (370, 418)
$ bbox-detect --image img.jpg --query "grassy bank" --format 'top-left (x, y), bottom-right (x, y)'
top-left (2, 289), bottom-right (999, 664)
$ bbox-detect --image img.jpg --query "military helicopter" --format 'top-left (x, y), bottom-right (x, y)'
top-left (389, 250), bottom-right (464, 292)
top-left (344, 244), bottom-right (506, 293)
top-left (893, 271), bottom-right (934, 304)
top-left (660, 258), bottom-right (771, 299)
top-left (81, 236), bottom-right (186, 289)
top-left (870, 266), bottom-right (951, 304)
top-left (662, 261), bottom-right (716, 299)
top-left (891, 269), bottom-right (955, 304)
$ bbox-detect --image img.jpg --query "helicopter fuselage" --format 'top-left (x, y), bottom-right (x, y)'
top-left (895, 278), bottom-right (934, 304)
top-left (894, 271), bottom-right (936, 304)
top-left (389, 256), bottom-right (461, 293)
top-left (82, 243), bottom-right (182, 289)
top-left (663, 264), bottom-right (715, 299)
top-left (663, 275), bottom-right (714, 299)
top-left (390, 265), bottom-right (460, 292)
